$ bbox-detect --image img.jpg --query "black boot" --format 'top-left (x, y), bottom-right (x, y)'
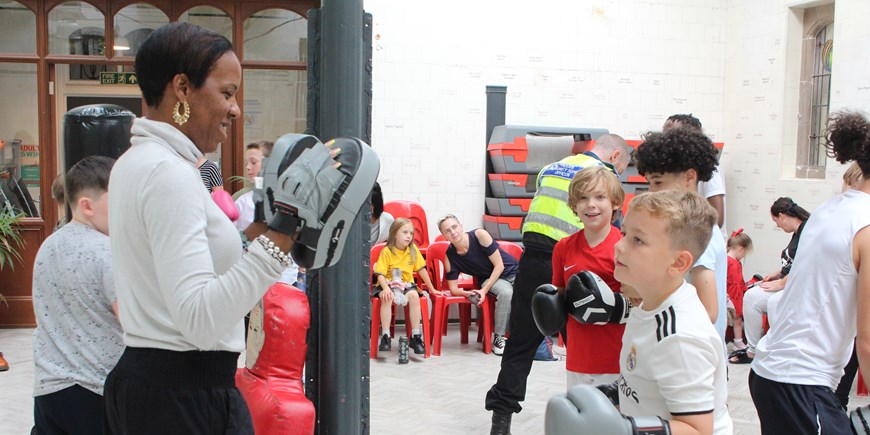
top-left (490, 411), bottom-right (511, 435)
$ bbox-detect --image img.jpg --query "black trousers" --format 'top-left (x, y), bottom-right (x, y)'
top-left (485, 248), bottom-right (553, 414)
top-left (34, 384), bottom-right (104, 435)
top-left (750, 369), bottom-right (851, 435)
top-left (103, 347), bottom-right (253, 435)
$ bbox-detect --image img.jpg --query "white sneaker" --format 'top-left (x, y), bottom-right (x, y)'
top-left (492, 334), bottom-right (506, 356)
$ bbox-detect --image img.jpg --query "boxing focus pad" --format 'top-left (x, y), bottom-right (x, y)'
top-left (211, 189), bottom-right (239, 222)
top-left (258, 134), bottom-right (380, 270)
top-left (532, 284), bottom-right (567, 337)
top-left (545, 384), bottom-right (671, 435)
top-left (852, 404), bottom-right (870, 434)
top-left (565, 271), bottom-right (631, 325)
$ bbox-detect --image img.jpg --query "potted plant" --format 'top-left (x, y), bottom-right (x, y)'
top-left (0, 205), bottom-right (25, 306)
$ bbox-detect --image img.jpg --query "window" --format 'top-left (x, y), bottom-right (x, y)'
top-left (795, 3), bottom-right (834, 179)
top-left (808, 23), bottom-right (833, 169)
top-left (48, 1), bottom-right (104, 56)
top-left (114, 4), bottom-right (169, 57)
top-left (0, 1), bottom-right (36, 53)
top-left (244, 8), bottom-right (307, 61)
top-left (179, 6), bottom-right (232, 42)
top-left (0, 63), bottom-right (40, 217)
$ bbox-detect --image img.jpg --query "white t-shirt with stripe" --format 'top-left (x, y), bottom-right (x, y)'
top-left (619, 281), bottom-right (732, 435)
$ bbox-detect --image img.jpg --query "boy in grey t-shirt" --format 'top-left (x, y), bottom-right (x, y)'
top-left (32, 156), bottom-right (122, 434)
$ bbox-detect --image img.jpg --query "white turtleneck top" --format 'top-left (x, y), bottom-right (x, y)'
top-left (108, 117), bottom-right (282, 352)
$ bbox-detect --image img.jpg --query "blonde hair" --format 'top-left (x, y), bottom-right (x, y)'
top-left (387, 217), bottom-right (419, 263)
top-left (843, 162), bottom-right (864, 189)
top-left (567, 166), bottom-right (626, 223)
top-left (628, 191), bottom-right (716, 262)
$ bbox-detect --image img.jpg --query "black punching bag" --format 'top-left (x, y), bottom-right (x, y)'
top-left (63, 104), bottom-right (134, 172)
top-left (62, 104), bottom-right (134, 217)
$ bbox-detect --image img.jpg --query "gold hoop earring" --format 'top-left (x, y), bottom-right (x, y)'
top-left (172, 101), bottom-right (190, 126)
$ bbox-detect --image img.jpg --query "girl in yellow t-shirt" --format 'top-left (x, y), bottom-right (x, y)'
top-left (374, 218), bottom-right (440, 356)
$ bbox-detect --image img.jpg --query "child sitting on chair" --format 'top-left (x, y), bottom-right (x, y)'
top-left (374, 218), bottom-right (440, 356)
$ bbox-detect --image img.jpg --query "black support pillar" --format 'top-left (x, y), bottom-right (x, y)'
top-left (305, 1), bottom-right (373, 434)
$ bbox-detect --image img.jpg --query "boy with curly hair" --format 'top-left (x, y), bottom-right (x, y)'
top-left (634, 127), bottom-right (728, 340)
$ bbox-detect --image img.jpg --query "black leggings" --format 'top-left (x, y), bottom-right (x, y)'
top-left (103, 347), bottom-right (253, 435)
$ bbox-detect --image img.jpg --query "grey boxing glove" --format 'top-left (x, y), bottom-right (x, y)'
top-left (565, 271), bottom-right (631, 325)
top-left (545, 384), bottom-right (671, 435)
top-left (532, 284), bottom-right (568, 337)
top-left (852, 404), bottom-right (870, 434)
top-left (595, 382), bottom-right (620, 407)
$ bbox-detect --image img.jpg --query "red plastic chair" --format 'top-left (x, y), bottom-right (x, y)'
top-left (383, 200), bottom-right (430, 257)
top-left (427, 241), bottom-right (494, 356)
top-left (369, 242), bottom-right (431, 359)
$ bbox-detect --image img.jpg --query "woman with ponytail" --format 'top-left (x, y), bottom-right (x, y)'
top-left (730, 197), bottom-right (811, 364)
top-left (750, 111), bottom-right (870, 434)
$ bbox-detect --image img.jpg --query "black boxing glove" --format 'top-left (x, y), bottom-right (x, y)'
top-left (532, 284), bottom-right (568, 337)
top-left (565, 271), bottom-right (631, 325)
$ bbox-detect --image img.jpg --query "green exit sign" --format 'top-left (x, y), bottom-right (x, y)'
top-left (100, 72), bottom-right (138, 85)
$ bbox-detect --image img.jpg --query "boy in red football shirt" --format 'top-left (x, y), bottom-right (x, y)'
top-left (551, 165), bottom-right (626, 387)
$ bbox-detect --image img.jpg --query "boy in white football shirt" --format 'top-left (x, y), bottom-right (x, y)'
top-left (546, 191), bottom-right (732, 435)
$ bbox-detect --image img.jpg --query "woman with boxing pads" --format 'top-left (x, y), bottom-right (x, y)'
top-left (103, 22), bottom-right (377, 434)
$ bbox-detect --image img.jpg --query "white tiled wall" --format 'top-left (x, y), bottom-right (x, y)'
top-left (366, 0), bottom-right (870, 278)
top-left (722, 0), bottom-right (870, 276)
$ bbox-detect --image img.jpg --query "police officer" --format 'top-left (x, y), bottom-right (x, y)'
top-left (485, 133), bottom-right (632, 435)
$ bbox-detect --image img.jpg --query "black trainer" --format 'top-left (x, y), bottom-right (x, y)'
top-left (378, 334), bottom-right (391, 352)
top-left (490, 411), bottom-right (512, 435)
top-left (410, 334), bottom-right (426, 355)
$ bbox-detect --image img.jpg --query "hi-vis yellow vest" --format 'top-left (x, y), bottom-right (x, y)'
top-left (521, 153), bottom-right (609, 241)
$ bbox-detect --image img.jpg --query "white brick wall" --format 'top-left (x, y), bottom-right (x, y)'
top-left (367, 0), bottom-right (728, 241)
top-left (722, 0), bottom-right (870, 277)
top-left (365, 0), bottom-right (870, 279)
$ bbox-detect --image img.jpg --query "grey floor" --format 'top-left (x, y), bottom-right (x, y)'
top-left (1, 326), bottom-right (868, 434)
